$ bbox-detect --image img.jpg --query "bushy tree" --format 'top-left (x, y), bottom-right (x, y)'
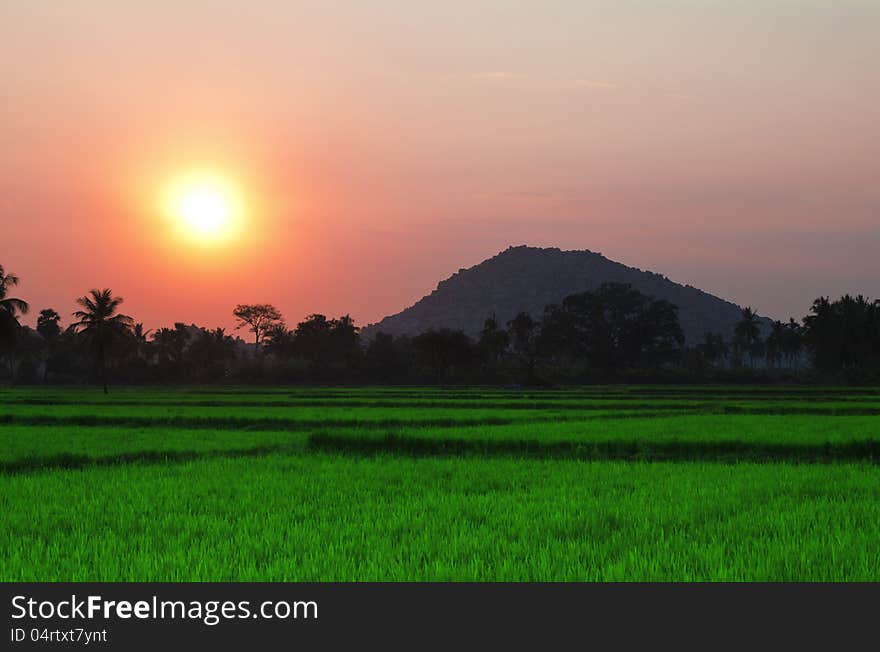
top-left (700, 332), bottom-right (728, 367)
top-left (364, 332), bottom-right (414, 383)
top-left (233, 303), bottom-right (284, 352)
top-left (291, 314), bottom-right (361, 378)
top-left (263, 322), bottom-right (295, 359)
top-left (538, 283), bottom-right (684, 374)
top-left (477, 315), bottom-right (509, 379)
top-left (507, 312), bottom-right (539, 383)
top-left (412, 329), bottom-right (473, 383)
top-left (186, 327), bottom-right (237, 380)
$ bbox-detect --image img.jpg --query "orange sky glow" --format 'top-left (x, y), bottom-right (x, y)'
top-left (1, 2), bottom-right (878, 332)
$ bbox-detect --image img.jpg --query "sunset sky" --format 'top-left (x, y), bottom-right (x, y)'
top-left (2, 1), bottom-right (877, 332)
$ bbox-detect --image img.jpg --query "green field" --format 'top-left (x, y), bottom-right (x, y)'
top-left (2, 386), bottom-right (879, 581)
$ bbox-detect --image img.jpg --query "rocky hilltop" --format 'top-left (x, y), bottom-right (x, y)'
top-left (364, 246), bottom-right (764, 344)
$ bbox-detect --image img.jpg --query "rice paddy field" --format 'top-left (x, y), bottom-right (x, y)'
top-left (2, 385), bottom-right (880, 581)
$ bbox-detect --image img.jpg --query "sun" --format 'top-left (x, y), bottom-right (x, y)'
top-left (179, 187), bottom-right (230, 235)
top-left (164, 172), bottom-right (243, 244)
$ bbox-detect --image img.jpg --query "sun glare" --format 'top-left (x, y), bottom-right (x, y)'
top-left (164, 173), bottom-right (243, 245)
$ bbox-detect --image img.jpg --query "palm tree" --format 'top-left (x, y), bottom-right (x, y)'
top-left (782, 318), bottom-right (803, 369)
top-left (131, 322), bottom-right (153, 360)
top-left (0, 266), bottom-right (29, 381)
top-left (36, 309), bottom-right (61, 339)
top-left (764, 320), bottom-right (786, 368)
top-left (71, 289), bottom-right (134, 393)
top-left (734, 307), bottom-right (761, 368)
top-left (0, 266), bottom-right (29, 318)
top-left (36, 309), bottom-right (62, 383)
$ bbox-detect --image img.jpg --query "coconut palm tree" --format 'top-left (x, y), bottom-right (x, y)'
top-left (71, 289), bottom-right (134, 393)
top-left (36, 309), bottom-right (62, 383)
top-left (764, 320), bottom-right (786, 368)
top-left (734, 307), bottom-right (762, 367)
top-left (130, 322), bottom-right (153, 361)
top-left (782, 318), bottom-right (803, 369)
top-left (0, 266), bottom-right (29, 318)
top-left (0, 266), bottom-right (29, 381)
top-left (36, 309), bottom-right (61, 340)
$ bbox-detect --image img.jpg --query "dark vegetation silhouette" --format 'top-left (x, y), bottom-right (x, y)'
top-left (733, 306), bottom-right (761, 368)
top-left (1, 265), bottom-right (879, 387)
top-left (0, 266), bottom-right (30, 381)
top-left (71, 289), bottom-right (134, 393)
top-left (538, 283), bottom-right (684, 375)
top-left (803, 295), bottom-right (880, 379)
top-left (232, 303), bottom-right (284, 351)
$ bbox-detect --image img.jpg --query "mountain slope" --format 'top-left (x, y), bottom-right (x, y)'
top-left (364, 246), bottom-right (764, 344)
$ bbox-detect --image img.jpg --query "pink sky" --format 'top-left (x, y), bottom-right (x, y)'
top-left (2, 2), bottom-right (878, 332)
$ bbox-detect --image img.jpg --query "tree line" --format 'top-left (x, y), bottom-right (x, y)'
top-left (1, 264), bottom-right (879, 388)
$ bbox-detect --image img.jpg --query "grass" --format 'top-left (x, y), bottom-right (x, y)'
top-left (1, 385), bottom-right (879, 580)
top-left (3, 415), bottom-right (880, 471)
top-left (3, 455), bottom-right (879, 581)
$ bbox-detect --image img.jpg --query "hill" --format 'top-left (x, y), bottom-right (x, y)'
top-left (363, 246), bottom-right (765, 344)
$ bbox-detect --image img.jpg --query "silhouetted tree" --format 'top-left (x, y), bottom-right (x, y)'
top-left (537, 303), bottom-right (584, 361)
top-left (36, 309), bottom-right (62, 382)
top-left (292, 314), bottom-right (332, 354)
top-left (413, 329), bottom-right (473, 383)
top-left (130, 323), bottom-right (152, 359)
top-left (700, 332), bottom-right (728, 367)
top-left (537, 283), bottom-right (684, 374)
top-left (803, 297), bottom-right (837, 372)
top-left (749, 339), bottom-right (766, 369)
top-left (364, 333), bottom-right (413, 383)
top-left (187, 327), bottom-right (236, 380)
top-left (0, 266), bottom-right (28, 320)
top-left (327, 314), bottom-right (360, 370)
top-left (263, 322), bottom-right (295, 359)
top-left (292, 314), bottom-right (361, 378)
top-left (233, 303), bottom-right (284, 352)
top-left (734, 307), bottom-right (762, 368)
top-left (0, 266), bottom-right (29, 380)
top-left (36, 309), bottom-right (61, 340)
top-left (152, 323), bottom-right (191, 376)
top-left (477, 315), bottom-right (509, 378)
top-left (11, 327), bottom-right (45, 383)
top-left (507, 312), bottom-right (539, 383)
top-left (71, 289), bottom-right (134, 393)
top-left (782, 318), bottom-right (803, 369)
top-left (764, 321), bottom-right (786, 368)
top-left (803, 294), bottom-right (880, 374)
